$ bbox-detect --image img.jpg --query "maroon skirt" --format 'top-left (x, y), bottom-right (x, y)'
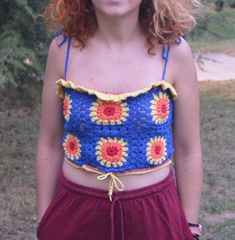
top-left (36, 168), bottom-right (194, 240)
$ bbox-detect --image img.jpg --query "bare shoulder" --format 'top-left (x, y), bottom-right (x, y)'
top-left (171, 37), bottom-right (193, 60)
top-left (49, 34), bottom-right (68, 51)
top-left (45, 34), bottom-right (68, 80)
top-left (170, 37), bottom-right (197, 89)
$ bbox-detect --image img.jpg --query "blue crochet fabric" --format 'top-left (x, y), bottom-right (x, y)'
top-left (54, 31), bottom-right (180, 200)
top-left (57, 80), bottom-right (177, 174)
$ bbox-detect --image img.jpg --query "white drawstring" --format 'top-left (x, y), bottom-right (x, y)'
top-left (97, 172), bottom-right (125, 201)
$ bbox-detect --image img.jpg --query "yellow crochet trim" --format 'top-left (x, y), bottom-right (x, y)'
top-left (56, 79), bottom-right (177, 102)
top-left (64, 157), bottom-right (172, 176)
top-left (64, 157), bottom-right (172, 201)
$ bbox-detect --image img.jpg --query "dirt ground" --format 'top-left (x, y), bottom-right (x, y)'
top-left (195, 52), bottom-right (235, 81)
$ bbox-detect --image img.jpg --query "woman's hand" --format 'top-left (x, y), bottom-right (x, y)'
top-left (35, 219), bottom-right (41, 230)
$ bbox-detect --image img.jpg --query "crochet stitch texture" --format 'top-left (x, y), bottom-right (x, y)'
top-left (56, 78), bottom-right (177, 200)
top-left (54, 31), bottom-right (180, 201)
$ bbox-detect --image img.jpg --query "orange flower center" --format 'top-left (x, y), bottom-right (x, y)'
top-left (161, 103), bottom-right (167, 114)
top-left (95, 102), bottom-right (123, 121)
top-left (69, 141), bottom-right (76, 151)
top-left (103, 106), bottom-right (115, 116)
top-left (66, 137), bottom-right (79, 155)
top-left (100, 141), bottom-right (123, 163)
top-left (156, 99), bottom-right (168, 119)
top-left (106, 146), bottom-right (118, 156)
top-left (63, 98), bottom-right (70, 116)
top-left (154, 145), bottom-right (161, 155)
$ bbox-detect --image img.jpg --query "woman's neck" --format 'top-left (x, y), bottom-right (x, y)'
top-left (94, 8), bottom-right (143, 50)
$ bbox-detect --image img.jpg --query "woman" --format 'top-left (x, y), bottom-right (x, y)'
top-left (35, 0), bottom-right (203, 239)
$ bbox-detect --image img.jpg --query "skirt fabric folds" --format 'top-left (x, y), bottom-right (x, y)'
top-left (36, 168), bottom-right (194, 240)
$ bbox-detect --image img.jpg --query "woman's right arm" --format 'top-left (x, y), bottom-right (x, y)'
top-left (35, 36), bottom-right (66, 224)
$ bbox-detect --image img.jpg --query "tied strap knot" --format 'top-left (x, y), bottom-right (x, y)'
top-left (97, 172), bottom-right (124, 201)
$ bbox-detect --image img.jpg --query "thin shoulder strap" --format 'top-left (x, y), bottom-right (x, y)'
top-left (64, 36), bottom-right (72, 80)
top-left (54, 30), bottom-right (67, 47)
top-left (161, 36), bottom-right (182, 80)
top-left (161, 44), bottom-right (171, 81)
top-left (53, 30), bottom-right (72, 80)
top-left (175, 36), bottom-right (182, 45)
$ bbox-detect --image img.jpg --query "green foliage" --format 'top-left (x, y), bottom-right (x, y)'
top-left (0, 0), bottom-right (52, 88)
top-left (189, 8), bottom-right (235, 43)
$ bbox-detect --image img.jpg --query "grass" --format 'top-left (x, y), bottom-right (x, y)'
top-left (190, 39), bottom-right (235, 56)
top-left (0, 80), bottom-right (235, 239)
top-left (189, 7), bottom-right (235, 54)
top-left (0, 106), bottom-right (40, 240)
top-left (198, 80), bottom-right (235, 240)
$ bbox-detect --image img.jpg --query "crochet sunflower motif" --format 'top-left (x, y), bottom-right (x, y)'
top-left (63, 133), bottom-right (81, 160)
top-left (63, 94), bottom-right (72, 121)
top-left (150, 92), bottom-right (170, 124)
top-left (146, 136), bottom-right (167, 165)
top-left (96, 137), bottom-right (128, 167)
top-left (90, 99), bottom-right (129, 125)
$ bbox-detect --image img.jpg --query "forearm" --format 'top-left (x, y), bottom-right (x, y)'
top-left (35, 143), bottom-right (64, 221)
top-left (174, 152), bottom-right (203, 223)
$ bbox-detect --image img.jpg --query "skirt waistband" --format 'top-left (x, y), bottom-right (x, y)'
top-left (58, 167), bottom-right (174, 201)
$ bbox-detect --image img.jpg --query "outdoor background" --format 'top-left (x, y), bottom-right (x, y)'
top-left (0, 0), bottom-right (235, 239)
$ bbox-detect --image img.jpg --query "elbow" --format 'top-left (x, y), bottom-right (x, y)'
top-left (173, 138), bottom-right (202, 159)
top-left (37, 131), bottom-right (64, 151)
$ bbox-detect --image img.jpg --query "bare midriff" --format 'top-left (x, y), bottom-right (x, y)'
top-left (62, 160), bottom-right (171, 191)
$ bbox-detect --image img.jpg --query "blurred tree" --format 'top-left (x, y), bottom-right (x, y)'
top-left (0, 0), bottom-right (51, 88)
top-left (205, 0), bottom-right (235, 8)
top-left (214, 0), bottom-right (224, 11)
top-left (228, 0), bottom-right (235, 7)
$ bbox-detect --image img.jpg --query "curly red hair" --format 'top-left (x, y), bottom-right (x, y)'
top-left (44, 0), bottom-right (200, 54)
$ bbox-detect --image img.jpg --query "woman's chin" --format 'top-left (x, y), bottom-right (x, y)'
top-left (92, 0), bottom-right (141, 18)
top-left (97, 7), bottom-right (138, 19)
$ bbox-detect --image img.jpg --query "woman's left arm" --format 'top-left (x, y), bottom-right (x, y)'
top-left (171, 38), bottom-right (203, 224)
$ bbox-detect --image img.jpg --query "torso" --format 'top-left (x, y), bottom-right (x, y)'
top-left (59, 35), bottom-right (175, 191)
top-left (62, 161), bottom-right (171, 191)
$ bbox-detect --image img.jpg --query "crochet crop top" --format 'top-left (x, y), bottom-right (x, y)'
top-left (55, 32), bottom-right (181, 201)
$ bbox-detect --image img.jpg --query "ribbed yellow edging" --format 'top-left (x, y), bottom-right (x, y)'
top-left (64, 157), bottom-right (172, 177)
top-left (56, 78), bottom-right (177, 102)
